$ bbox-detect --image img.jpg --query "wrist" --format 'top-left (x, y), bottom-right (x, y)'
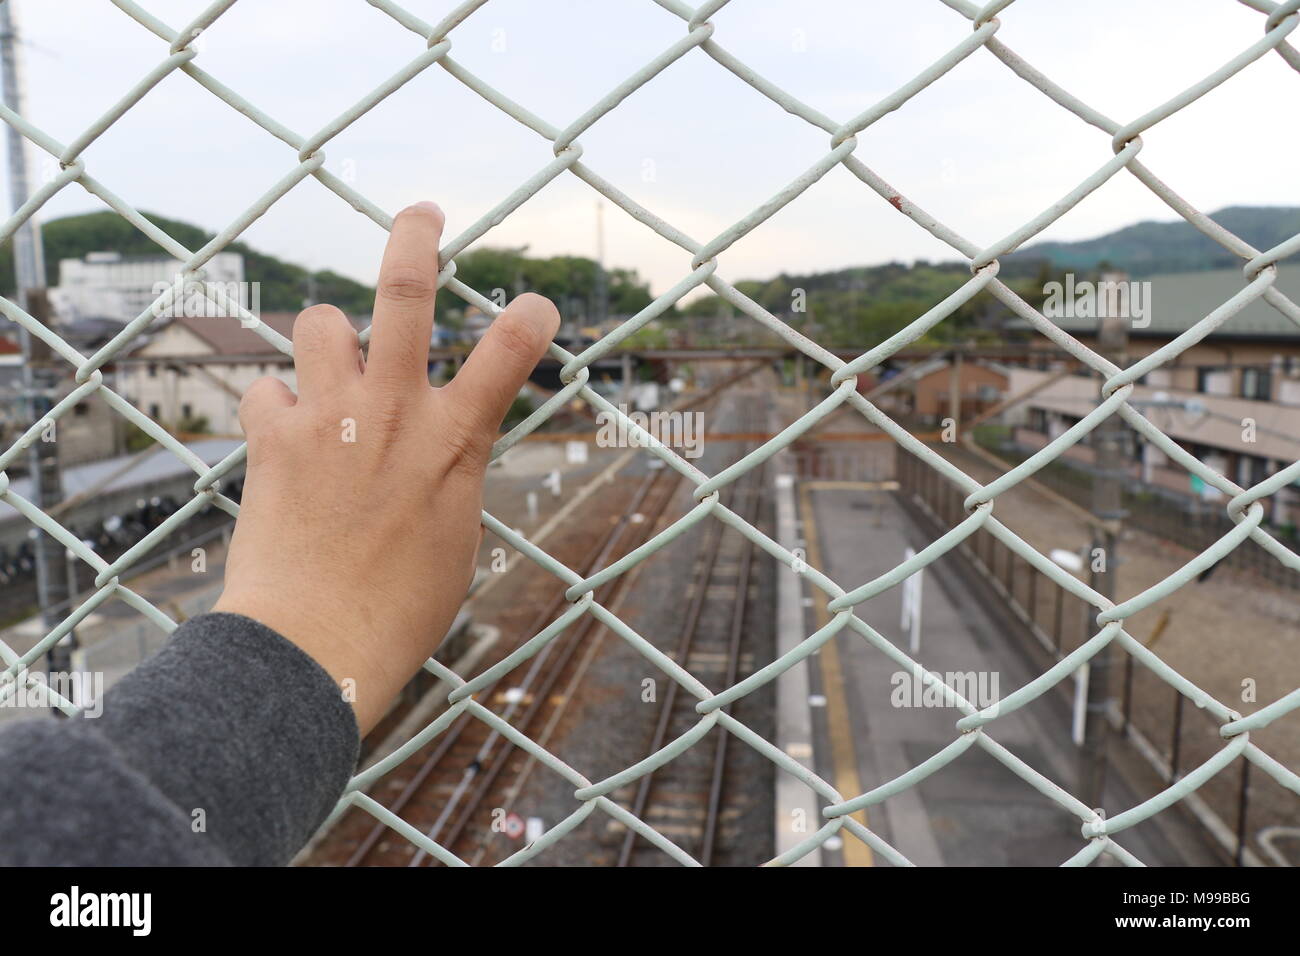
top-left (212, 585), bottom-right (399, 734)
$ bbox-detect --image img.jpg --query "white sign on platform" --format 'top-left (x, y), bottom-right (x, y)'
top-left (900, 547), bottom-right (924, 655)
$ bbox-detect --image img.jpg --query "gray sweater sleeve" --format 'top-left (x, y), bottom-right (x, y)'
top-left (0, 612), bottom-right (360, 866)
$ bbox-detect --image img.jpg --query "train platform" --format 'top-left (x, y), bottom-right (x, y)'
top-left (785, 480), bottom-right (1222, 866)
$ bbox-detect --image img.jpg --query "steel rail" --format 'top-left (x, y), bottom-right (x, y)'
top-left (616, 397), bottom-right (767, 866)
top-left (417, 470), bottom-right (684, 864)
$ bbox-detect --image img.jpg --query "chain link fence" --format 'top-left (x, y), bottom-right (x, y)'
top-left (897, 452), bottom-right (1278, 865)
top-left (1, 0), bottom-right (1299, 866)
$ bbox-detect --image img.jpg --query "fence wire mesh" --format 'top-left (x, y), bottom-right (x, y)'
top-left (1, 0), bottom-right (1299, 866)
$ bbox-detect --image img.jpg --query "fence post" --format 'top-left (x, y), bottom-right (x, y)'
top-left (1028, 564), bottom-right (1038, 628)
top-left (1053, 585), bottom-right (1064, 654)
top-left (1170, 693), bottom-right (1184, 780)
top-left (1079, 311), bottom-right (1128, 809)
top-left (1235, 760), bottom-right (1250, 867)
top-left (1121, 656), bottom-right (1134, 736)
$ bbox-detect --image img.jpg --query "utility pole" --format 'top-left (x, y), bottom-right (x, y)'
top-left (620, 350), bottom-right (633, 410)
top-left (948, 348), bottom-right (963, 435)
top-left (303, 269), bottom-right (318, 309)
top-left (1079, 309), bottom-right (1128, 808)
top-left (594, 200), bottom-right (608, 328)
top-left (1, 2), bottom-right (69, 670)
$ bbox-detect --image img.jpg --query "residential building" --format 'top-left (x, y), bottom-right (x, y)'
top-left (910, 360), bottom-right (1008, 425)
top-left (1024, 264), bottom-right (1300, 402)
top-left (1007, 264), bottom-right (1300, 525)
top-left (119, 312), bottom-right (306, 436)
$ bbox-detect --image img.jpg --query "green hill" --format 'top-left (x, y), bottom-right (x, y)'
top-left (1007, 206), bottom-right (1300, 276)
top-left (672, 206), bottom-right (1300, 348)
top-left (0, 210), bottom-right (654, 326)
top-left (677, 258), bottom-right (1050, 349)
top-left (0, 210), bottom-right (375, 315)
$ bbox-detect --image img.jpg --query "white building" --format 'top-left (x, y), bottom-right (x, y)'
top-left (121, 311), bottom-right (384, 436)
top-left (121, 313), bottom-right (301, 437)
top-left (51, 251), bottom-right (245, 323)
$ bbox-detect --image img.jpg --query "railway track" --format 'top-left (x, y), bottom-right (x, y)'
top-left (616, 399), bottom-right (768, 866)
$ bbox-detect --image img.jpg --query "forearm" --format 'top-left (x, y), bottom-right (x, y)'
top-left (0, 613), bottom-right (358, 866)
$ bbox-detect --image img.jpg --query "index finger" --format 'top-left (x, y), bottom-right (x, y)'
top-left (367, 201), bottom-right (444, 385)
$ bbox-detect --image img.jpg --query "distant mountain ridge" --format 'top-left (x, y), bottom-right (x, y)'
top-left (674, 206), bottom-right (1300, 349)
top-left (1006, 206), bottom-right (1300, 277)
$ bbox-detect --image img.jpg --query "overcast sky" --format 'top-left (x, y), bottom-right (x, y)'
top-left (5, 0), bottom-right (1298, 299)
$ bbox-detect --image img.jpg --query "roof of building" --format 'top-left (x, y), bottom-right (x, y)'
top-left (1007, 367), bottom-right (1300, 463)
top-left (64, 250), bottom-right (241, 266)
top-left (1014, 263), bottom-right (1300, 340)
top-left (912, 359), bottom-right (1009, 386)
top-left (152, 311), bottom-right (372, 357)
top-left (0, 438), bottom-right (244, 524)
top-left (166, 312), bottom-right (298, 355)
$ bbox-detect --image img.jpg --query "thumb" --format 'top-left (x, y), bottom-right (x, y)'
top-left (447, 292), bottom-right (560, 437)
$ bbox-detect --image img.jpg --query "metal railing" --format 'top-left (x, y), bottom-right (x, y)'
top-left (1, 0), bottom-right (1298, 866)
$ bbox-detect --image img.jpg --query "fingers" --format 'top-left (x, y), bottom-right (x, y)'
top-left (238, 375), bottom-right (295, 434)
top-left (368, 201), bottom-right (444, 387)
top-left (292, 304), bottom-right (360, 402)
top-left (446, 292), bottom-right (560, 438)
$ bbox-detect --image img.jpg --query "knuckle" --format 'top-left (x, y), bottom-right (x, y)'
top-left (313, 408), bottom-right (358, 445)
top-left (369, 344), bottom-right (425, 390)
top-left (378, 264), bottom-right (436, 303)
top-left (369, 401), bottom-right (407, 437)
top-left (493, 311), bottom-right (546, 365)
top-left (361, 385), bottom-right (413, 433)
top-left (440, 414), bottom-right (489, 472)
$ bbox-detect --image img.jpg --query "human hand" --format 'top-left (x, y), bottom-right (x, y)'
top-left (213, 201), bottom-right (560, 734)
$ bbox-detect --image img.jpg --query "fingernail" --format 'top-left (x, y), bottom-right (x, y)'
top-left (409, 200), bottom-right (442, 215)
